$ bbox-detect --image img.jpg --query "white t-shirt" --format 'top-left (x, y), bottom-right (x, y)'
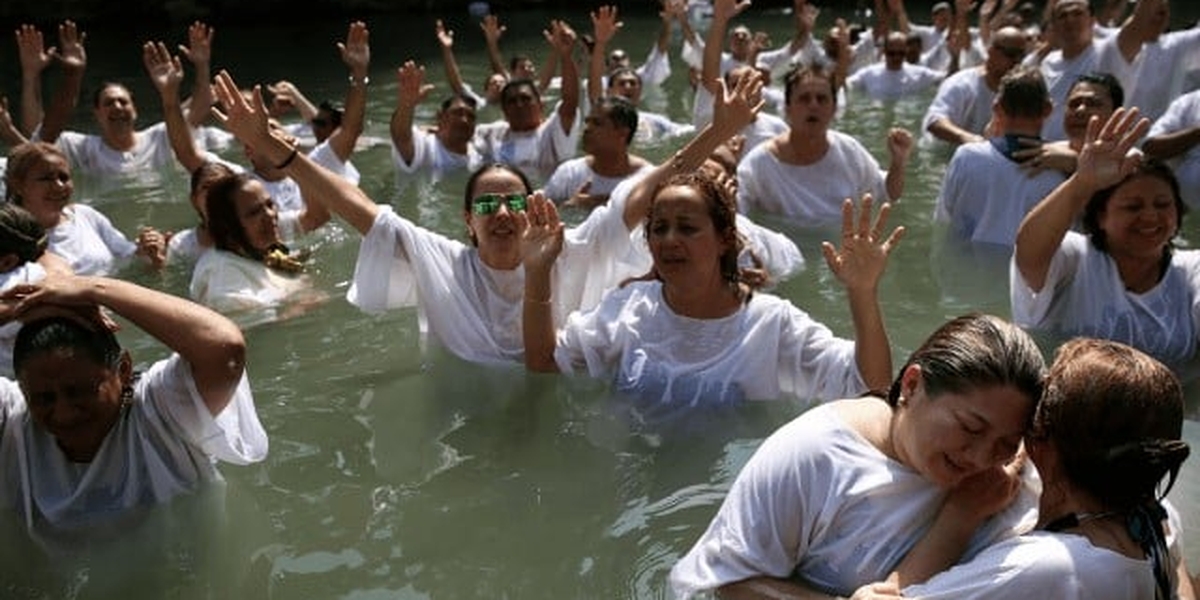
top-left (169, 210), bottom-right (300, 268)
top-left (47, 204), bottom-right (137, 276)
top-left (1147, 89), bottom-right (1200, 209)
top-left (921, 67), bottom-right (995, 145)
top-left (1010, 232), bottom-right (1200, 368)
top-left (0, 263), bottom-right (46, 378)
top-left (473, 110), bottom-right (580, 182)
top-left (391, 127), bottom-right (482, 180)
top-left (1100, 27), bottom-right (1200, 124)
top-left (934, 139), bottom-right (1066, 247)
top-left (0, 354), bottom-right (266, 531)
top-left (1034, 38), bottom-right (1120, 141)
top-left (669, 402), bottom-right (1038, 598)
top-left (635, 111), bottom-right (695, 144)
top-left (737, 131), bottom-right (889, 223)
top-left (542, 157), bottom-right (655, 205)
top-left (189, 247), bottom-right (310, 320)
top-left (555, 282), bottom-right (864, 414)
top-left (845, 63), bottom-right (945, 101)
top-left (904, 503), bottom-right (1185, 600)
top-left (55, 122), bottom-right (175, 176)
top-left (346, 203), bottom-right (639, 366)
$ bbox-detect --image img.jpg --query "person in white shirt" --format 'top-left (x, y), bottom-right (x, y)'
top-left (0, 274), bottom-right (265, 533)
top-left (1144, 87), bottom-right (1200, 209)
top-left (896, 339), bottom-right (1195, 600)
top-left (845, 31), bottom-right (949, 101)
top-left (1103, 0), bottom-right (1200, 124)
top-left (543, 96), bottom-right (654, 210)
top-left (670, 313), bottom-right (1046, 598)
top-left (737, 63), bottom-right (913, 224)
top-left (923, 26), bottom-right (1029, 146)
top-left (390, 60), bottom-right (482, 182)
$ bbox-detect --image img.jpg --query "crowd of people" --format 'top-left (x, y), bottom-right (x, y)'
top-left (1, 0), bottom-right (1200, 596)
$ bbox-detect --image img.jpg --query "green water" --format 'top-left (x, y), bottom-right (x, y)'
top-left (4, 5), bottom-right (1200, 598)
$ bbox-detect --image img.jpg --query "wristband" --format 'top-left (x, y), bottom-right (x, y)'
top-left (275, 146), bottom-right (299, 170)
top-left (349, 75), bottom-right (370, 87)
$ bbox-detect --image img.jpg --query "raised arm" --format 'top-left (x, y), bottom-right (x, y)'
top-left (520, 192), bottom-right (566, 373)
top-left (178, 21), bottom-right (214, 128)
top-left (821, 196), bottom-right (902, 394)
top-left (702, 0), bottom-right (751, 95)
top-left (481, 14), bottom-right (510, 78)
top-left (213, 71), bottom-right (379, 235)
top-left (35, 21), bottom-right (87, 145)
top-left (327, 21), bottom-right (370, 163)
top-left (0, 97), bottom-right (29, 147)
top-left (144, 41), bottom-right (205, 174)
top-left (1115, 0), bottom-right (1161, 63)
top-left (435, 20), bottom-right (470, 97)
top-left (10, 276), bottom-right (246, 416)
top-left (623, 74), bottom-right (762, 230)
top-left (15, 24), bottom-right (54, 137)
top-left (1014, 109), bottom-right (1149, 292)
top-left (588, 6), bottom-right (622, 105)
top-left (267, 80), bottom-right (318, 123)
top-left (548, 20), bottom-right (580, 134)
top-left (1143, 125), bottom-right (1200, 161)
top-left (389, 60), bottom-right (434, 166)
top-left (884, 128), bottom-right (913, 201)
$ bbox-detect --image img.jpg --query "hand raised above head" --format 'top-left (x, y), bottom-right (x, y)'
top-left (15, 24), bottom-right (55, 75)
top-left (591, 5), bottom-right (622, 46)
top-left (211, 70), bottom-right (273, 147)
top-left (142, 41), bottom-right (184, 94)
top-left (178, 21), bottom-right (213, 66)
top-left (712, 72), bottom-right (764, 133)
top-left (480, 14), bottom-right (506, 43)
top-left (56, 20), bottom-right (86, 71)
top-left (1075, 107), bottom-right (1150, 194)
top-left (396, 60), bottom-right (435, 106)
top-left (518, 191), bottom-right (565, 273)
top-left (822, 195), bottom-right (904, 294)
top-left (338, 21), bottom-right (371, 75)
top-left (435, 19), bottom-right (454, 48)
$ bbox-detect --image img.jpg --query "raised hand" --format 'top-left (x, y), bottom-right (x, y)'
top-left (16, 24), bottom-right (56, 75)
top-left (712, 70), bottom-right (764, 133)
top-left (211, 70), bottom-right (273, 149)
top-left (518, 192), bottom-right (565, 274)
top-left (1075, 108), bottom-right (1150, 193)
top-left (56, 20), bottom-right (86, 71)
top-left (546, 19), bottom-right (578, 55)
top-left (591, 5), bottom-right (622, 47)
top-left (178, 21), bottom-right (213, 66)
top-left (435, 19), bottom-right (454, 49)
top-left (143, 41), bottom-right (184, 96)
top-left (481, 14), bottom-right (506, 44)
top-left (338, 21), bottom-right (371, 77)
top-left (822, 195), bottom-right (904, 294)
top-left (713, 0), bottom-right (753, 23)
top-left (396, 60), bottom-right (435, 107)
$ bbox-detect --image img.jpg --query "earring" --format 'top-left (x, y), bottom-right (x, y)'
top-left (120, 384), bottom-right (134, 407)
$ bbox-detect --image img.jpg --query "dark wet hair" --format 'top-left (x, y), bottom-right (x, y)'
top-left (997, 65), bottom-right (1049, 120)
top-left (440, 94), bottom-right (479, 112)
top-left (1071, 72), bottom-right (1124, 109)
top-left (625, 172), bottom-right (766, 299)
top-left (607, 67), bottom-right (642, 87)
top-left (500, 78), bottom-right (540, 105)
top-left (1081, 159), bottom-right (1186, 254)
top-left (784, 62), bottom-right (840, 107)
top-left (317, 100), bottom-right (344, 128)
top-left (13, 317), bottom-right (122, 375)
top-left (92, 81), bottom-right (133, 108)
top-left (5, 142), bottom-right (68, 203)
top-left (205, 173), bottom-right (268, 261)
top-left (0, 203), bottom-right (47, 263)
top-left (887, 314), bottom-right (1045, 413)
top-left (592, 96), bottom-right (639, 146)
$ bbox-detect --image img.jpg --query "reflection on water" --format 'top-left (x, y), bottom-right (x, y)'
top-left (7, 5), bottom-right (1200, 597)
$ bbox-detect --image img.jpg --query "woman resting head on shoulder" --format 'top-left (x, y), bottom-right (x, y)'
top-left (0, 275), bottom-right (266, 531)
top-left (191, 172), bottom-right (317, 318)
top-left (670, 313), bottom-right (1047, 599)
top-left (897, 338), bottom-right (1193, 600)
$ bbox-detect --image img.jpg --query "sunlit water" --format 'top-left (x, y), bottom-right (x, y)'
top-left (4, 5), bottom-right (1200, 598)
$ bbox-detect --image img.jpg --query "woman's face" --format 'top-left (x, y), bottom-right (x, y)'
top-left (1098, 174), bottom-right (1178, 261)
top-left (647, 185), bottom-right (730, 288)
top-left (233, 179), bottom-right (281, 254)
top-left (15, 153), bottom-right (73, 229)
top-left (893, 366), bottom-right (1034, 488)
top-left (465, 168), bottom-right (528, 261)
top-left (19, 348), bottom-right (126, 462)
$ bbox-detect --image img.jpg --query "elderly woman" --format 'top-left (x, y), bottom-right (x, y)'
top-left (1012, 108), bottom-right (1200, 370)
top-left (0, 275), bottom-right (265, 532)
top-left (4, 142), bottom-right (165, 276)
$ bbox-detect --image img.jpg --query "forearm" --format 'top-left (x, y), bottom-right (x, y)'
top-left (1143, 127), bottom-right (1200, 160)
top-left (847, 286), bottom-right (892, 394)
top-left (20, 72), bottom-right (43, 137)
top-left (389, 103), bottom-right (417, 164)
top-left (1014, 175), bottom-right (1090, 291)
top-left (162, 89), bottom-right (205, 173)
top-left (538, 51), bottom-right (558, 94)
top-left (40, 65), bottom-right (85, 144)
top-left (885, 161), bottom-right (906, 201)
top-left (927, 117), bottom-right (982, 145)
top-left (557, 46), bottom-right (580, 133)
top-left (589, 39), bottom-right (608, 105)
top-left (184, 61), bottom-right (213, 127)
top-left (441, 46), bottom-right (467, 94)
top-left (702, 15), bottom-right (728, 93)
top-left (522, 269), bottom-right (559, 373)
top-left (486, 40), bottom-right (507, 76)
top-left (329, 73), bottom-right (368, 162)
top-left (623, 119), bottom-right (741, 228)
top-left (256, 130), bottom-right (379, 234)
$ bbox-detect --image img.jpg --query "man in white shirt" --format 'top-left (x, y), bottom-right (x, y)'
top-left (543, 96), bottom-right (653, 210)
top-left (923, 26), bottom-right (1029, 146)
top-left (391, 60), bottom-right (482, 181)
top-left (845, 31), bottom-right (947, 101)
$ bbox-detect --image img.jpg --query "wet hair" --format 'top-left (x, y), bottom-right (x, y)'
top-left (205, 173), bottom-right (268, 261)
top-left (92, 81), bottom-right (133, 108)
top-left (1033, 338), bottom-right (1188, 510)
top-left (887, 314), bottom-right (1045, 412)
top-left (592, 96), bottom-right (639, 146)
top-left (1081, 159), bottom-right (1186, 253)
top-left (509, 54), bottom-right (534, 74)
top-left (1071, 72), bottom-right (1124, 109)
top-left (440, 93), bottom-right (479, 112)
top-left (0, 203), bottom-right (47, 263)
top-left (317, 100), bottom-right (344, 128)
top-left (13, 316), bottom-right (122, 376)
top-left (996, 65), bottom-right (1050, 120)
top-left (500, 78), bottom-right (540, 105)
top-left (626, 172), bottom-right (766, 298)
top-left (5, 142), bottom-right (68, 203)
top-left (784, 62), bottom-right (840, 107)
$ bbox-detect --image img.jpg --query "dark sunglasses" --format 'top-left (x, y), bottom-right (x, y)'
top-left (471, 193), bottom-right (527, 215)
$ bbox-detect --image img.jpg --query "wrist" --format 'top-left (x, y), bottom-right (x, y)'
top-left (349, 74), bottom-right (370, 87)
